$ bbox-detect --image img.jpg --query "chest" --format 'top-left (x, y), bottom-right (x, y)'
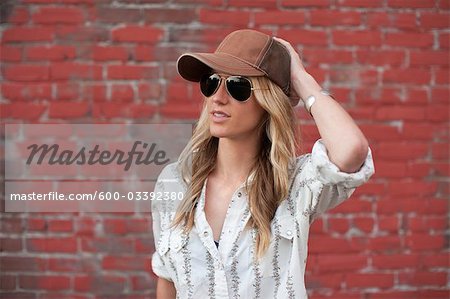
top-left (203, 178), bottom-right (241, 241)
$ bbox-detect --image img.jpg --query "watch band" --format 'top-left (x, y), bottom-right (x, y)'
top-left (303, 89), bottom-right (333, 116)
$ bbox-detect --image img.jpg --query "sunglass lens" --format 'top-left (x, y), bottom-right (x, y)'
top-left (200, 74), bottom-right (220, 97)
top-left (226, 76), bottom-right (252, 102)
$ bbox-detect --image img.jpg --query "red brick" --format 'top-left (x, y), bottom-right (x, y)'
top-left (305, 273), bottom-right (344, 289)
top-left (3, 65), bottom-right (49, 82)
top-left (309, 254), bottom-right (367, 272)
top-left (112, 26), bottom-right (163, 43)
top-left (229, 0), bottom-right (276, 7)
top-left (421, 253), bottom-right (450, 268)
top-left (410, 50), bottom-right (450, 67)
top-left (102, 255), bottom-right (150, 271)
top-left (372, 254), bottom-right (420, 269)
top-left (51, 63), bottom-right (102, 80)
top-left (359, 124), bottom-right (401, 141)
top-left (2, 27), bottom-right (53, 42)
top-left (399, 271), bottom-right (447, 287)
top-left (420, 12), bottom-right (450, 29)
top-left (27, 237), bottom-right (77, 253)
top-left (389, 181), bottom-right (438, 197)
top-left (19, 275), bottom-right (70, 291)
top-left (353, 217), bottom-right (374, 233)
top-left (199, 9), bottom-right (250, 25)
top-left (1, 103), bottom-right (46, 120)
top-left (378, 216), bottom-right (400, 232)
top-left (55, 25), bottom-right (109, 42)
top-left (336, 0), bottom-right (383, 7)
top-left (311, 10), bottom-right (361, 26)
top-left (103, 218), bottom-right (127, 234)
top-left (135, 237), bottom-right (153, 253)
top-left (25, 45), bottom-right (76, 61)
top-left (309, 236), bottom-right (362, 254)
top-left (439, 33), bottom-right (449, 49)
top-left (327, 217), bottom-right (349, 234)
top-left (431, 143), bottom-right (449, 160)
top-left (375, 106), bottom-right (425, 121)
top-left (0, 257), bottom-right (47, 271)
top-left (392, 13), bottom-right (417, 30)
top-left (47, 219), bottom-right (73, 232)
top-left (254, 11), bottom-right (306, 25)
top-left (134, 46), bottom-right (155, 61)
top-left (403, 123), bottom-right (439, 140)
top-left (387, 0), bottom-right (436, 8)
top-left (2, 218), bottom-right (24, 233)
top-left (279, 29), bottom-right (328, 46)
top-left (426, 105), bottom-right (449, 122)
top-left (2, 83), bottom-right (52, 101)
top-left (356, 50), bottom-right (404, 66)
top-left (376, 142), bottom-right (428, 160)
top-left (333, 30), bottom-right (382, 46)
top-left (81, 237), bottom-right (134, 253)
top-left (304, 49), bottom-right (354, 66)
top-left (0, 238), bottom-right (22, 251)
top-left (74, 275), bottom-right (126, 294)
top-left (27, 218), bottom-right (47, 231)
top-left (110, 85), bottom-right (134, 102)
top-left (385, 33), bottom-right (433, 48)
top-left (346, 273), bottom-right (394, 288)
top-left (374, 161), bottom-right (406, 178)
top-left (107, 65), bottom-right (159, 80)
top-left (383, 69), bottom-right (431, 84)
top-left (7, 6), bottom-right (29, 24)
top-left (81, 84), bottom-right (107, 102)
top-left (48, 102), bottom-right (89, 119)
top-left (367, 236), bottom-right (402, 252)
top-left (32, 7), bottom-right (84, 24)
top-left (92, 46), bottom-right (128, 61)
top-left (431, 88), bottom-right (449, 103)
top-left (281, 0), bottom-right (330, 7)
top-left (0, 46), bottom-right (22, 62)
top-left (96, 8), bottom-right (142, 24)
top-left (0, 275), bottom-right (16, 290)
top-left (160, 103), bottom-right (202, 120)
top-left (143, 8), bottom-right (197, 23)
top-left (331, 199), bottom-right (372, 213)
top-left (407, 216), bottom-right (447, 232)
top-left (405, 234), bottom-right (445, 250)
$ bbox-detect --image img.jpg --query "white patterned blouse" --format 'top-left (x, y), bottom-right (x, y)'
top-left (151, 139), bottom-right (375, 299)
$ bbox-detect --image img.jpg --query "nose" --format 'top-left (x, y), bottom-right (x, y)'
top-left (211, 79), bottom-right (229, 105)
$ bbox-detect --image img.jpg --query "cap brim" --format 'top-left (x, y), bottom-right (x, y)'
top-left (177, 53), bottom-right (265, 82)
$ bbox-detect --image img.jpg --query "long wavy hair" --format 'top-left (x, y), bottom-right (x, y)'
top-left (171, 76), bottom-right (301, 258)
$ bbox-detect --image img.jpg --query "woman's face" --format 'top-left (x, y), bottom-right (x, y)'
top-left (205, 74), bottom-right (266, 140)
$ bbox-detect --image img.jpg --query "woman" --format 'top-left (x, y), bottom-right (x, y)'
top-left (151, 29), bottom-right (375, 299)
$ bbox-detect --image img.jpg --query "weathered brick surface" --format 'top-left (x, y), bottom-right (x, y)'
top-left (1, 1), bottom-right (448, 298)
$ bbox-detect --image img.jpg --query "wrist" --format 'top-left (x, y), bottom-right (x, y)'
top-left (292, 72), bottom-right (322, 101)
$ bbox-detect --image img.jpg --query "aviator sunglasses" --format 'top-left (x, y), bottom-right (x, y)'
top-left (200, 73), bottom-right (267, 102)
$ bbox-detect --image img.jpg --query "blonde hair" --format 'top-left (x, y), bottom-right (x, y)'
top-left (172, 76), bottom-right (301, 258)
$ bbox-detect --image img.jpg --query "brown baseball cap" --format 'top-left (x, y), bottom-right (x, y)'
top-left (177, 29), bottom-right (292, 98)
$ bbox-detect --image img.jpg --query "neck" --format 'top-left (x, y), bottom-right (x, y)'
top-left (213, 134), bottom-right (261, 184)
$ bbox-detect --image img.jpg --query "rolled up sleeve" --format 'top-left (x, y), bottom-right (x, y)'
top-left (296, 139), bottom-right (375, 222)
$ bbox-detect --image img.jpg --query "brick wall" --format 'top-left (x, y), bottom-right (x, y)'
top-left (1, 0), bottom-right (449, 298)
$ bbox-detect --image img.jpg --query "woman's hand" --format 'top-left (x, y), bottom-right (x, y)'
top-left (273, 37), bottom-right (322, 104)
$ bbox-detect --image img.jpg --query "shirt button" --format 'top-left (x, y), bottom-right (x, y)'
top-left (286, 230), bottom-right (292, 236)
top-left (203, 231), bottom-right (209, 237)
top-left (174, 244), bottom-right (180, 250)
top-left (237, 192), bottom-right (242, 197)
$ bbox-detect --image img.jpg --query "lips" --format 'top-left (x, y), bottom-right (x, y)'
top-left (211, 110), bottom-right (230, 117)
